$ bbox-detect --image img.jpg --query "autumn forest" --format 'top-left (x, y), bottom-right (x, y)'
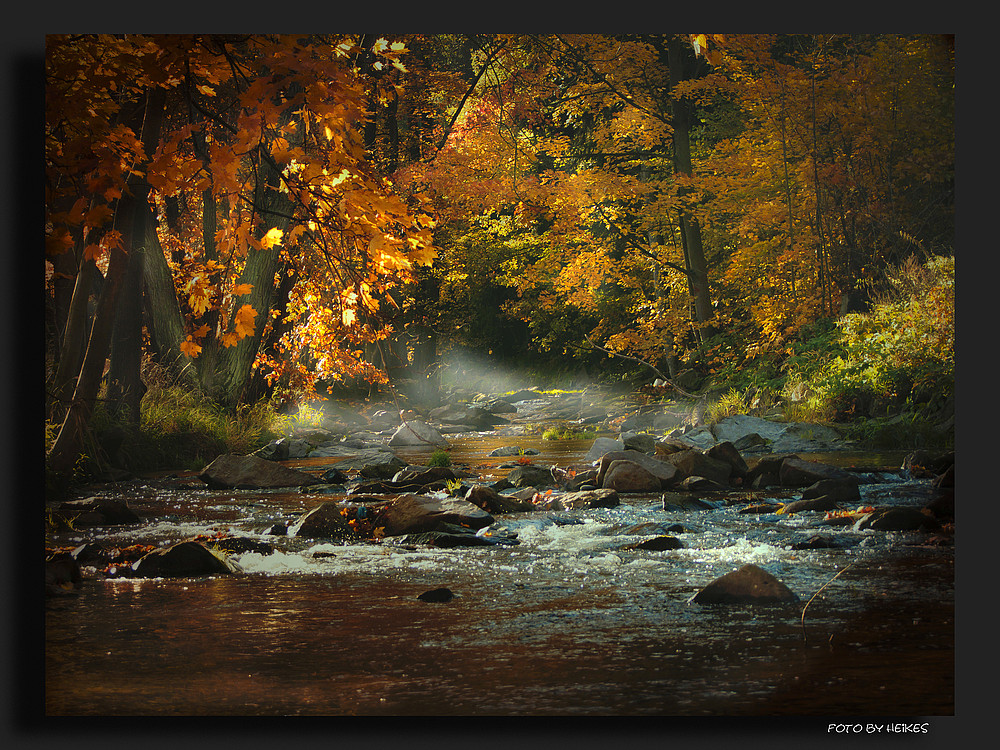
top-left (44, 34), bottom-right (955, 478)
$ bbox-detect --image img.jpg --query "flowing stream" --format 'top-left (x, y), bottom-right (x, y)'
top-left (45, 432), bottom-right (954, 716)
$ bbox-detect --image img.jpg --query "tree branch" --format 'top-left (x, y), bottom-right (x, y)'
top-left (584, 333), bottom-right (700, 398)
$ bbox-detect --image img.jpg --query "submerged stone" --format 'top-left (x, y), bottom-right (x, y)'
top-left (417, 587), bottom-right (455, 602)
top-left (132, 541), bottom-right (240, 578)
top-left (690, 563), bottom-right (798, 604)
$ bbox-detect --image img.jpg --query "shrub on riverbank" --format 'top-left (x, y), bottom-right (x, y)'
top-left (45, 378), bottom-right (289, 483)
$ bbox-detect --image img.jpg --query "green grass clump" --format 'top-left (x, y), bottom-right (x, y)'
top-left (542, 425), bottom-right (596, 441)
top-left (427, 449), bottom-right (452, 468)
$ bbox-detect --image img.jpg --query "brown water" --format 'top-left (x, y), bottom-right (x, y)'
top-left (45, 433), bottom-right (954, 717)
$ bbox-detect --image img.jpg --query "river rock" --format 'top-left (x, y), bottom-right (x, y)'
top-left (903, 449), bottom-right (955, 477)
top-left (665, 449), bottom-right (732, 486)
top-left (690, 563), bottom-right (799, 604)
top-left (679, 415), bottom-right (843, 453)
top-left (653, 437), bottom-right (691, 456)
top-left (779, 495), bottom-right (842, 514)
top-left (417, 587), bottom-right (454, 602)
top-left (508, 464), bottom-right (557, 488)
top-left (403, 530), bottom-right (494, 548)
top-left (790, 535), bottom-right (841, 550)
top-left (288, 502), bottom-right (356, 539)
top-left (778, 457), bottom-right (854, 487)
top-left (464, 485), bottom-right (536, 514)
top-left (132, 541), bottom-right (240, 578)
top-left (255, 437), bottom-right (313, 461)
top-left (320, 467), bottom-right (349, 484)
top-left (392, 466), bottom-right (460, 485)
top-left (603, 460), bottom-right (662, 492)
top-left (705, 441), bottom-right (749, 479)
top-left (387, 420), bottom-right (451, 449)
top-left (45, 552), bottom-right (82, 595)
top-left (924, 490), bottom-right (954, 522)
top-left (678, 476), bottom-right (730, 491)
top-left (379, 494), bottom-right (494, 536)
top-left (488, 446), bottom-right (539, 457)
top-left (485, 398), bottom-right (517, 414)
top-left (801, 477), bottom-right (861, 503)
top-left (661, 492), bottom-right (715, 511)
top-left (559, 488), bottom-right (620, 509)
top-left (566, 468), bottom-right (599, 491)
top-left (932, 464), bottom-right (955, 489)
top-left (57, 497), bottom-right (141, 526)
top-left (211, 537), bottom-right (275, 555)
top-left (595, 450), bottom-right (678, 488)
top-left (624, 536), bottom-right (683, 551)
top-left (620, 431), bottom-right (657, 453)
top-left (852, 507), bottom-right (941, 532)
top-left (198, 453), bottom-right (320, 489)
top-left (584, 437), bottom-right (626, 461)
top-left (746, 454), bottom-right (796, 488)
top-left (357, 452), bottom-right (410, 479)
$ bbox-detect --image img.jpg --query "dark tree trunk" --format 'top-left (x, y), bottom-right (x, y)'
top-left (106, 87), bottom-right (166, 424)
top-left (138, 197), bottom-right (197, 387)
top-left (46, 241), bottom-right (130, 475)
top-left (665, 36), bottom-right (714, 336)
top-left (210, 154), bottom-right (293, 408)
top-left (48, 255), bottom-right (98, 422)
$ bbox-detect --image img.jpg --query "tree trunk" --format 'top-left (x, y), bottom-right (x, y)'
top-left (48, 256), bottom-right (98, 422)
top-left (138, 197), bottom-right (198, 387)
top-left (47, 241), bottom-right (130, 475)
top-left (666, 37), bottom-right (714, 337)
top-left (210, 155), bottom-right (294, 408)
top-left (106, 87), bottom-right (166, 424)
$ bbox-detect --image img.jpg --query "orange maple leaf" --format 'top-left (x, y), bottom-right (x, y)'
top-left (179, 337), bottom-right (202, 358)
top-left (233, 303), bottom-right (257, 338)
top-left (260, 227), bottom-right (283, 249)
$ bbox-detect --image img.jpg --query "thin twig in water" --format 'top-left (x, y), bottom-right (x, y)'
top-left (801, 562), bottom-right (855, 642)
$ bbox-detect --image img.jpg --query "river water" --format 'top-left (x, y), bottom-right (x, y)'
top-left (44, 432), bottom-right (954, 717)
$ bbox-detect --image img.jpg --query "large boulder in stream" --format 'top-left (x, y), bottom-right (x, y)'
top-left (778, 457), bottom-right (855, 487)
top-left (676, 415), bottom-right (844, 453)
top-left (595, 450), bottom-right (678, 489)
top-left (464, 485), bottom-right (537, 514)
top-left (387, 420), bottom-right (451, 449)
top-left (559, 488), bottom-right (620, 509)
top-left (852, 507), bottom-right (941, 532)
top-left (584, 437), bottom-right (626, 461)
top-left (665, 449), bottom-right (733, 486)
top-left (289, 501), bottom-right (356, 539)
top-left (603, 460), bottom-right (662, 493)
top-left (132, 541), bottom-right (240, 578)
top-left (198, 453), bottom-right (320, 490)
top-left (690, 564), bottom-right (799, 605)
top-left (379, 493), bottom-right (494, 537)
top-left (508, 464), bottom-right (558, 488)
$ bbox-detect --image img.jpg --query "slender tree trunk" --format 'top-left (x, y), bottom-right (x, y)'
top-left (666, 36), bottom-right (714, 337)
top-left (138, 197), bottom-right (197, 387)
top-left (106, 87), bottom-right (166, 424)
top-left (47, 241), bottom-right (130, 475)
top-left (49, 255), bottom-right (97, 422)
top-left (210, 155), bottom-right (294, 407)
